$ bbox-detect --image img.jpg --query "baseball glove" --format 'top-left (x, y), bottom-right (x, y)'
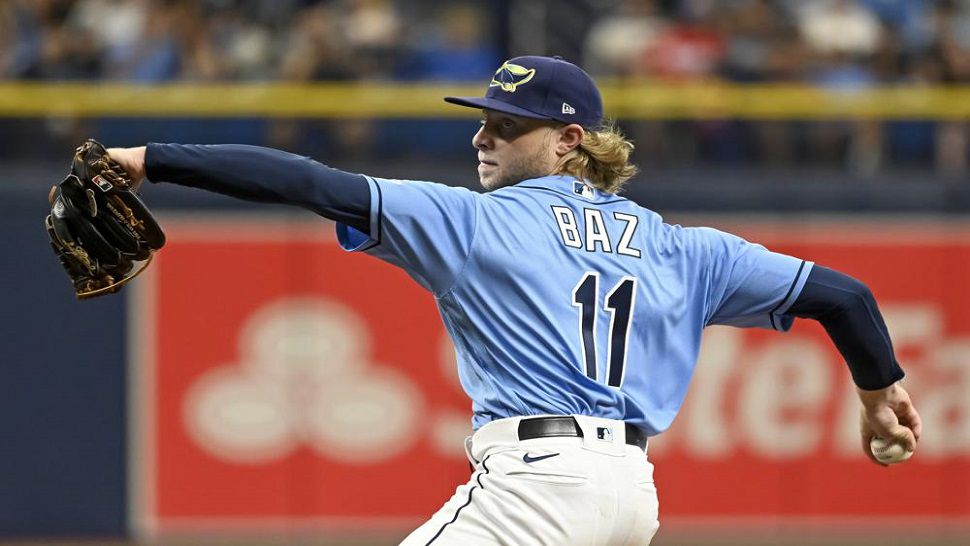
top-left (45, 139), bottom-right (165, 299)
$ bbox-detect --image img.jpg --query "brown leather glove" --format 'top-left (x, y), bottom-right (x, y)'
top-left (45, 139), bottom-right (166, 299)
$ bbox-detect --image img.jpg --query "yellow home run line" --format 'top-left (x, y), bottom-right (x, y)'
top-left (2, 82), bottom-right (970, 119)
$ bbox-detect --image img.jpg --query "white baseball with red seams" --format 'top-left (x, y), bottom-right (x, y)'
top-left (870, 436), bottom-right (914, 464)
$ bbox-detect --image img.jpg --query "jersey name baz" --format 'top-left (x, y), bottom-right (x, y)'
top-left (550, 205), bottom-right (642, 257)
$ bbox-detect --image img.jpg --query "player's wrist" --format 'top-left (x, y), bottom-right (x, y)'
top-left (856, 380), bottom-right (906, 408)
top-left (106, 146), bottom-right (147, 187)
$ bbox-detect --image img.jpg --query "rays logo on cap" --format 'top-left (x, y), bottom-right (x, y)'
top-left (490, 61), bottom-right (536, 92)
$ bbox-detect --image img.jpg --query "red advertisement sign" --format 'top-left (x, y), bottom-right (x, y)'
top-left (132, 217), bottom-right (970, 535)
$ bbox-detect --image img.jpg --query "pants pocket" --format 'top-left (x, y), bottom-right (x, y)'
top-left (629, 479), bottom-right (660, 545)
top-left (505, 468), bottom-right (590, 486)
top-left (497, 449), bottom-right (592, 487)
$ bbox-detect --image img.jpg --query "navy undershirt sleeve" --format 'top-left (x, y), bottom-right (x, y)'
top-left (786, 265), bottom-right (904, 390)
top-left (144, 143), bottom-right (371, 234)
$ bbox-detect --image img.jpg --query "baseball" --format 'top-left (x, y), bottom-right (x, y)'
top-left (869, 436), bottom-right (913, 464)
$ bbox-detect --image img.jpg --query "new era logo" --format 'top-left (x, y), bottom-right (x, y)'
top-left (562, 102), bottom-right (576, 115)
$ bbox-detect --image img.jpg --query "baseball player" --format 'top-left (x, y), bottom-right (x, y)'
top-left (107, 56), bottom-right (921, 545)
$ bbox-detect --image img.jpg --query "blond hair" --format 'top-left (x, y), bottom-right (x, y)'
top-left (556, 121), bottom-right (638, 194)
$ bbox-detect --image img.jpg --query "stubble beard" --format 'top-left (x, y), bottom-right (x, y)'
top-left (480, 145), bottom-right (554, 191)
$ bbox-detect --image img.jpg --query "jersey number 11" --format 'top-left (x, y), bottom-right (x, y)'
top-left (571, 273), bottom-right (637, 388)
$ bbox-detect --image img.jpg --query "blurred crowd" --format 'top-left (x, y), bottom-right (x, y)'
top-left (0, 0), bottom-right (501, 161)
top-left (0, 0), bottom-right (499, 82)
top-left (586, 0), bottom-right (962, 84)
top-left (1, 0), bottom-right (969, 175)
top-left (584, 0), bottom-right (970, 174)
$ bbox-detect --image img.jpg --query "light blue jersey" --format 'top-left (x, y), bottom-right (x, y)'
top-left (337, 175), bottom-right (813, 435)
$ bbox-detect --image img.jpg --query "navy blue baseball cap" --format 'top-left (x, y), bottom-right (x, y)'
top-left (445, 55), bottom-right (604, 129)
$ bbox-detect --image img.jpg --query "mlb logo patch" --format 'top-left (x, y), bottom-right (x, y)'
top-left (596, 427), bottom-right (614, 442)
top-left (573, 181), bottom-right (594, 200)
top-left (92, 175), bottom-right (113, 192)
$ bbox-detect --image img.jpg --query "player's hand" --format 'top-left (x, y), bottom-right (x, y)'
top-left (106, 146), bottom-right (147, 189)
top-left (857, 381), bottom-right (921, 466)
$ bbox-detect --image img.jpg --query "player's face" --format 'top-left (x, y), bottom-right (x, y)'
top-left (473, 110), bottom-right (563, 190)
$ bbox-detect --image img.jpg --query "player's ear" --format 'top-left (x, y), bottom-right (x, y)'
top-left (555, 124), bottom-right (584, 156)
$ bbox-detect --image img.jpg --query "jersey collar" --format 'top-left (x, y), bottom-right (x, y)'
top-left (515, 174), bottom-right (603, 201)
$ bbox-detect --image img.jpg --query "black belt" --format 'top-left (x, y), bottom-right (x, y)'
top-left (517, 416), bottom-right (647, 450)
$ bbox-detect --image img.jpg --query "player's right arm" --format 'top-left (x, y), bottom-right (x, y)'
top-left (786, 266), bottom-right (921, 465)
top-left (693, 227), bottom-right (920, 466)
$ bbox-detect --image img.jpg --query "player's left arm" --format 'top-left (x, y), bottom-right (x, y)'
top-left (786, 266), bottom-right (922, 465)
top-left (109, 142), bottom-right (480, 295)
top-left (110, 143), bottom-right (372, 233)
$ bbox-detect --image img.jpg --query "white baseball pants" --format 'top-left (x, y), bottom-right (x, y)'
top-left (400, 415), bottom-right (660, 546)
